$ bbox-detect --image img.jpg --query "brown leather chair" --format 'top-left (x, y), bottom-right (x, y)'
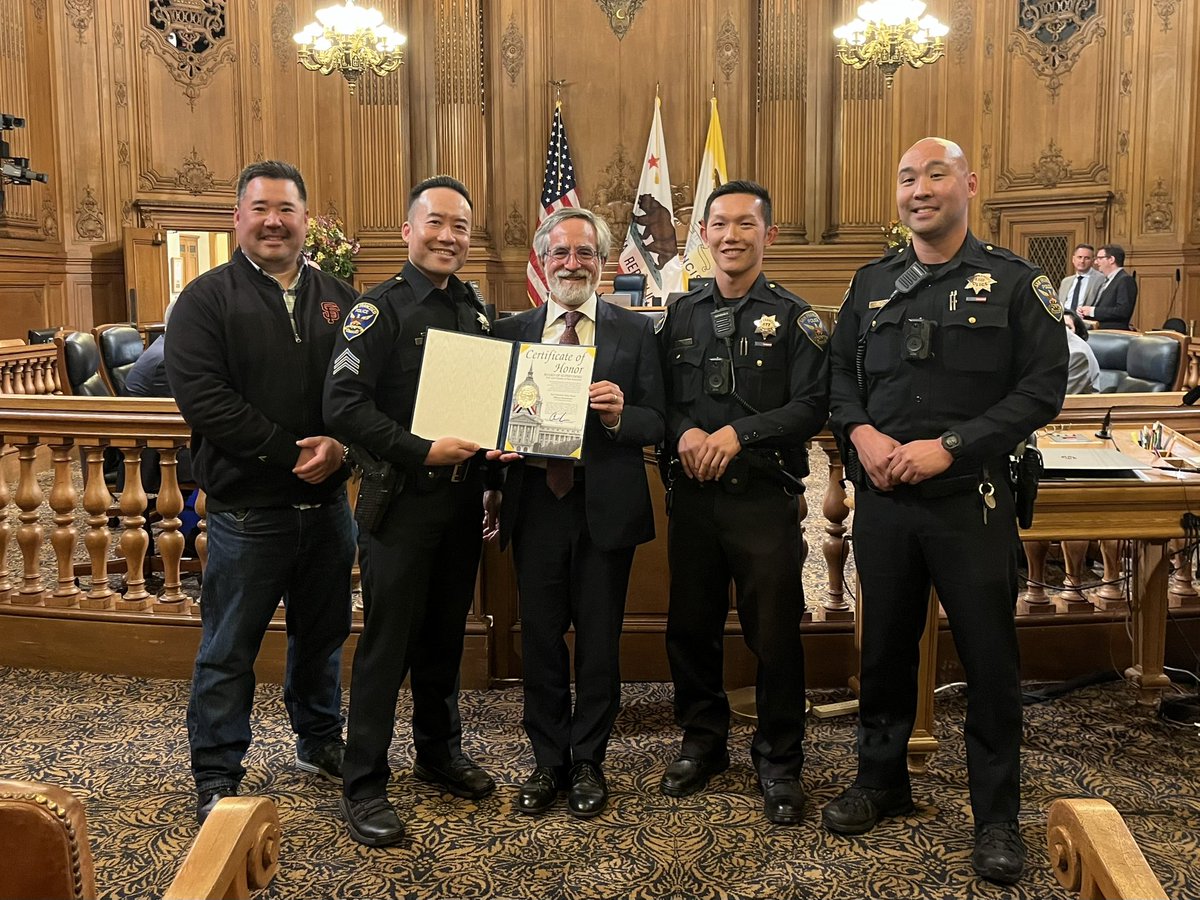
top-left (0, 778), bottom-right (279, 900)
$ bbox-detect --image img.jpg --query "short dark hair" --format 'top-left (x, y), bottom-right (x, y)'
top-left (702, 179), bottom-right (773, 227)
top-left (1099, 243), bottom-right (1125, 266)
top-left (408, 175), bottom-right (473, 215)
top-left (1073, 243), bottom-right (1094, 253)
top-left (237, 160), bottom-right (306, 203)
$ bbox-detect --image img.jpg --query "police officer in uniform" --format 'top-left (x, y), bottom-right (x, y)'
top-left (658, 180), bottom-right (829, 825)
top-left (324, 175), bottom-right (496, 847)
top-left (824, 138), bottom-right (1067, 885)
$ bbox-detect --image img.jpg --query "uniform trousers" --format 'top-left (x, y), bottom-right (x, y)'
top-left (853, 480), bottom-right (1022, 824)
top-left (512, 467), bottom-right (635, 769)
top-left (342, 477), bottom-right (483, 800)
top-left (665, 475), bottom-right (807, 779)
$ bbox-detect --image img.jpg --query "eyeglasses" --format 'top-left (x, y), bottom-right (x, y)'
top-left (1095, 254), bottom-right (1109, 260)
top-left (547, 246), bottom-right (598, 263)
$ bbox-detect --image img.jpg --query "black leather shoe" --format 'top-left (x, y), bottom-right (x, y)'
top-left (296, 738), bottom-right (345, 784)
top-left (413, 755), bottom-right (496, 799)
top-left (761, 778), bottom-right (805, 825)
top-left (516, 766), bottom-right (565, 815)
top-left (821, 785), bottom-right (914, 835)
top-left (196, 787), bottom-right (236, 825)
top-left (972, 821), bottom-right (1026, 885)
top-left (341, 795), bottom-right (405, 848)
top-left (659, 753), bottom-right (730, 798)
top-left (567, 761), bottom-right (608, 818)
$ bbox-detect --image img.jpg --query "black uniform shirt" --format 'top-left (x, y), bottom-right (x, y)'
top-left (829, 232), bottom-right (1068, 470)
top-left (323, 260), bottom-right (491, 471)
top-left (661, 273), bottom-right (829, 451)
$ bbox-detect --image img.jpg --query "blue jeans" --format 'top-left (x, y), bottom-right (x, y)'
top-left (188, 496), bottom-right (355, 794)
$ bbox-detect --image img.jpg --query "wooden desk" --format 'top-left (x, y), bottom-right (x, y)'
top-left (906, 426), bottom-right (1198, 772)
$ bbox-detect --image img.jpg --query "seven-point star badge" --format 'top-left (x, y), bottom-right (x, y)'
top-left (965, 272), bottom-right (997, 293)
top-left (754, 314), bottom-right (779, 338)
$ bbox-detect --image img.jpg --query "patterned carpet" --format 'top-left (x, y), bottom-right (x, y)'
top-left (1, 666), bottom-right (1197, 900)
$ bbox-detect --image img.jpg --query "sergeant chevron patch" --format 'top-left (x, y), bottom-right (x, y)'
top-left (332, 348), bottom-right (360, 375)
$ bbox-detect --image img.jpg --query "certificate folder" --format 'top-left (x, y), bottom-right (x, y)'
top-left (409, 328), bottom-right (596, 460)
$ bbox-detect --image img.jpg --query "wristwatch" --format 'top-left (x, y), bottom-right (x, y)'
top-left (939, 431), bottom-right (963, 457)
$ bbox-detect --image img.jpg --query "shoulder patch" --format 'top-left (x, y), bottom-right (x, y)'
top-left (796, 309), bottom-right (829, 350)
top-left (1031, 275), bottom-right (1063, 321)
top-left (342, 302), bottom-right (380, 340)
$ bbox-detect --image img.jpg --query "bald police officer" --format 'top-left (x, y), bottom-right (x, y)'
top-left (825, 138), bottom-right (1067, 885)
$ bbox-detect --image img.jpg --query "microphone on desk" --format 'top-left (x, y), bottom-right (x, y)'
top-left (1095, 407), bottom-right (1114, 440)
top-left (1184, 384), bottom-right (1200, 406)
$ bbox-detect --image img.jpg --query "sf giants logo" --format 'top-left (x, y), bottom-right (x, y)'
top-left (321, 302), bottom-right (341, 324)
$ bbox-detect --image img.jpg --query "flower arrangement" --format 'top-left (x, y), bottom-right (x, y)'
top-left (304, 215), bottom-right (360, 280)
top-left (882, 219), bottom-right (912, 249)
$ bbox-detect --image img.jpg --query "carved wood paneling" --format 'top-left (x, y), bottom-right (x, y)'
top-left (756, 0), bottom-right (806, 238)
top-left (432, 0), bottom-right (488, 231)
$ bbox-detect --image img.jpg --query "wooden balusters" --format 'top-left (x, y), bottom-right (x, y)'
top-left (815, 440), bottom-right (853, 622)
top-left (1056, 540), bottom-right (1096, 613)
top-left (115, 444), bottom-right (151, 610)
top-left (1093, 540), bottom-right (1129, 611)
top-left (154, 446), bottom-right (190, 613)
top-left (45, 442), bottom-right (81, 607)
top-left (13, 441), bottom-right (45, 605)
top-left (1018, 541), bottom-right (1052, 614)
top-left (1168, 538), bottom-right (1200, 610)
top-left (0, 446), bottom-right (11, 602)
top-left (79, 444), bottom-right (114, 609)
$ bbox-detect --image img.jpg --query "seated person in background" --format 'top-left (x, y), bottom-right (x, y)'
top-left (1078, 244), bottom-right (1136, 330)
top-left (123, 300), bottom-right (176, 399)
top-left (1063, 312), bottom-right (1100, 394)
top-left (120, 300), bottom-right (198, 550)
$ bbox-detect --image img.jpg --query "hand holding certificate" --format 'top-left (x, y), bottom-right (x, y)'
top-left (409, 328), bottom-right (597, 460)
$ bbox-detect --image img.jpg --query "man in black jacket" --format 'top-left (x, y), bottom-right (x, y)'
top-left (167, 160), bottom-right (357, 824)
top-left (1079, 243), bottom-right (1137, 330)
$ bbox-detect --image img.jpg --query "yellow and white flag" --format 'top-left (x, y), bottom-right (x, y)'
top-left (683, 96), bottom-right (728, 285)
top-left (618, 95), bottom-right (683, 301)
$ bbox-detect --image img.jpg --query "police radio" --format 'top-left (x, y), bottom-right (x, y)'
top-left (705, 306), bottom-right (736, 396)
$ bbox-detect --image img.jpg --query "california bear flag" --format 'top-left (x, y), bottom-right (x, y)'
top-left (618, 95), bottom-right (683, 301)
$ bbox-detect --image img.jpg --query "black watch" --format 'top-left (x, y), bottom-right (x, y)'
top-left (940, 431), bottom-right (963, 456)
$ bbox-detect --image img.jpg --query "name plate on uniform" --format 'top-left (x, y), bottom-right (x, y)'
top-left (410, 328), bottom-right (596, 460)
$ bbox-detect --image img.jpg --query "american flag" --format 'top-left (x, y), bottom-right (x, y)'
top-left (526, 102), bottom-right (580, 307)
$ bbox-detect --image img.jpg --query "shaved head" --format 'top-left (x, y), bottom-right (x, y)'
top-left (895, 136), bottom-right (977, 262)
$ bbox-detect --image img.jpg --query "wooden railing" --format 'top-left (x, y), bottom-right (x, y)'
top-left (0, 396), bottom-right (197, 613)
top-left (0, 343), bottom-right (61, 396)
top-left (1048, 798), bottom-right (1167, 899)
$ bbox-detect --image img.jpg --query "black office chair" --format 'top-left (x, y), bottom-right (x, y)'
top-left (612, 273), bottom-right (647, 307)
top-left (94, 324), bottom-right (145, 395)
top-left (1161, 317), bottom-right (1187, 335)
top-left (54, 331), bottom-right (114, 397)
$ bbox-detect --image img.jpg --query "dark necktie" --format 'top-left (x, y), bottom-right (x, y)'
top-left (1069, 274), bottom-right (1084, 311)
top-left (546, 310), bottom-right (583, 499)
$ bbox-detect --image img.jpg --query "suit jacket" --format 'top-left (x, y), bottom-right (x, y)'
top-left (1056, 269), bottom-right (1104, 314)
top-left (1090, 269), bottom-right (1137, 330)
top-left (491, 299), bottom-right (665, 552)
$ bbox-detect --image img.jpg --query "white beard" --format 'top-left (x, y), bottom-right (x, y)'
top-left (549, 273), bottom-right (596, 308)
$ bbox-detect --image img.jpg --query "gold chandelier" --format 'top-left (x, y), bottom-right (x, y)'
top-left (834, 1), bottom-right (949, 88)
top-left (293, 1), bottom-right (406, 95)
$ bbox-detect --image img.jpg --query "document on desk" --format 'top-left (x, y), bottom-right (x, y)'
top-left (409, 328), bottom-right (596, 459)
top-left (1040, 447), bottom-right (1148, 478)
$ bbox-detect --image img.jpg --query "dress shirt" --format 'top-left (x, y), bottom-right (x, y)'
top-left (542, 294), bottom-right (598, 345)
